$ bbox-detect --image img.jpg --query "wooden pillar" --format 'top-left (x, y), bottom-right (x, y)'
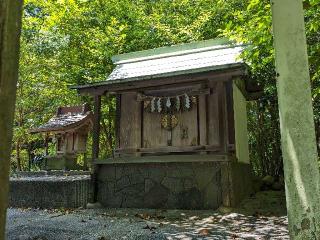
top-left (115, 94), bottom-right (121, 151)
top-left (92, 95), bottom-right (101, 161)
top-left (271, 0), bottom-right (320, 238)
top-left (198, 95), bottom-right (207, 147)
top-left (44, 133), bottom-right (49, 156)
top-left (0, 1), bottom-right (23, 238)
top-left (91, 94), bottom-right (101, 203)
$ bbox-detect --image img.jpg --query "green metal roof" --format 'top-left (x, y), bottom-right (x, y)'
top-left (108, 38), bottom-right (244, 82)
top-left (71, 38), bottom-right (246, 90)
top-left (111, 38), bottom-right (232, 63)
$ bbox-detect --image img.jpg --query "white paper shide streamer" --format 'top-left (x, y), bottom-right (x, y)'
top-left (185, 93), bottom-right (190, 109)
top-left (166, 97), bottom-right (171, 108)
top-left (176, 96), bottom-right (180, 111)
top-left (157, 98), bottom-right (162, 113)
top-left (145, 93), bottom-right (194, 113)
top-left (151, 97), bottom-right (155, 112)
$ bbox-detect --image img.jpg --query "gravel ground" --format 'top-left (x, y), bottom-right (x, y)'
top-left (6, 191), bottom-right (289, 240)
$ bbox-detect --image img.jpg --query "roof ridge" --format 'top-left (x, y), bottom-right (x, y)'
top-left (112, 38), bottom-right (237, 64)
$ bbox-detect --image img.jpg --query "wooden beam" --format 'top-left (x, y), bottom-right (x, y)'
top-left (233, 76), bottom-right (263, 101)
top-left (75, 68), bottom-right (246, 95)
top-left (136, 88), bottom-right (210, 101)
top-left (114, 145), bottom-right (222, 154)
top-left (95, 154), bottom-right (231, 164)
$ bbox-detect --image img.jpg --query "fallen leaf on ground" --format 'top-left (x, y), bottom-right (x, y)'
top-left (199, 228), bottom-right (210, 236)
top-left (135, 213), bottom-right (151, 220)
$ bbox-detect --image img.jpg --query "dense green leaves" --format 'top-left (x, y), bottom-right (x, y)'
top-left (15, 0), bottom-right (229, 169)
top-left (220, 0), bottom-right (320, 176)
top-left (14, 0), bottom-right (320, 175)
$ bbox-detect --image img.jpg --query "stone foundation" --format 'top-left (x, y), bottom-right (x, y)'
top-left (96, 157), bottom-right (253, 210)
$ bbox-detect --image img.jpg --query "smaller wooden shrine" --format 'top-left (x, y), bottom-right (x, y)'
top-left (30, 104), bottom-right (93, 170)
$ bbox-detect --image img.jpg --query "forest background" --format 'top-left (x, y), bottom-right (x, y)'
top-left (14, 0), bottom-right (320, 178)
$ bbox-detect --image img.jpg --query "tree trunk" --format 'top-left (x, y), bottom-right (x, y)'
top-left (271, 0), bottom-right (320, 238)
top-left (16, 139), bottom-right (21, 171)
top-left (257, 106), bottom-right (267, 175)
top-left (316, 119), bottom-right (320, 154)
top-left (0, 1), bottom-right (23, 239)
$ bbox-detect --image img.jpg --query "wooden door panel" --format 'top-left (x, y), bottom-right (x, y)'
top-left (171, 105), bottom-right (198, 147)
top-left (143, 112), bottom-right (168, 148)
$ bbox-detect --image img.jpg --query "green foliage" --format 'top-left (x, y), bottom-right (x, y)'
top-left (16, 0), bottom-right (229, 170)
top-left (220, 0), bottom-right (320, 176)
top-left (16, 0), bottom-right (320, 176)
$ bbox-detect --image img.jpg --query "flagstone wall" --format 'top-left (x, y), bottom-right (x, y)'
top-left (97, 161), bottom-right (223, 209)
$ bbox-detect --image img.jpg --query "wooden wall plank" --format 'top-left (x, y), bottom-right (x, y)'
top-left (198, 95), bottom-right (207, 146)
top-left (143, 112), bottom-right (167, 148)
top-left (115, 94), bottom-right (121, 150)
top-left (207, 82), bottom-right (220, 147)
top-left (119, 92), bottom-right (141, 150)
top-left (218, 82), bottom-right (228, 153)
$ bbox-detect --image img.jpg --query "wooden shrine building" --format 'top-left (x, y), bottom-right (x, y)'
top-left (31, 104), bottom-right (93, 170)
top-left (72, 39), bottom-right (262, 209)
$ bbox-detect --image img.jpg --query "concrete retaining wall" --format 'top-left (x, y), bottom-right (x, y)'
top-left (9, 172), bottom-right (91, 209)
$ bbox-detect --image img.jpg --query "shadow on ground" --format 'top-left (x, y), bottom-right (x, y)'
top-left (6, 191), bottom-right (288, 240)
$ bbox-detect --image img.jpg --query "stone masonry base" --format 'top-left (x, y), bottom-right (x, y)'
top-left (96, 160), bottom-right (253, 210)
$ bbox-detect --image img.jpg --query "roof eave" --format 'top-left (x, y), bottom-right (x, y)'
top-left (70, 63), bottom-right (247, 94)
top-left (30, 114), bottom-right (93, 134)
